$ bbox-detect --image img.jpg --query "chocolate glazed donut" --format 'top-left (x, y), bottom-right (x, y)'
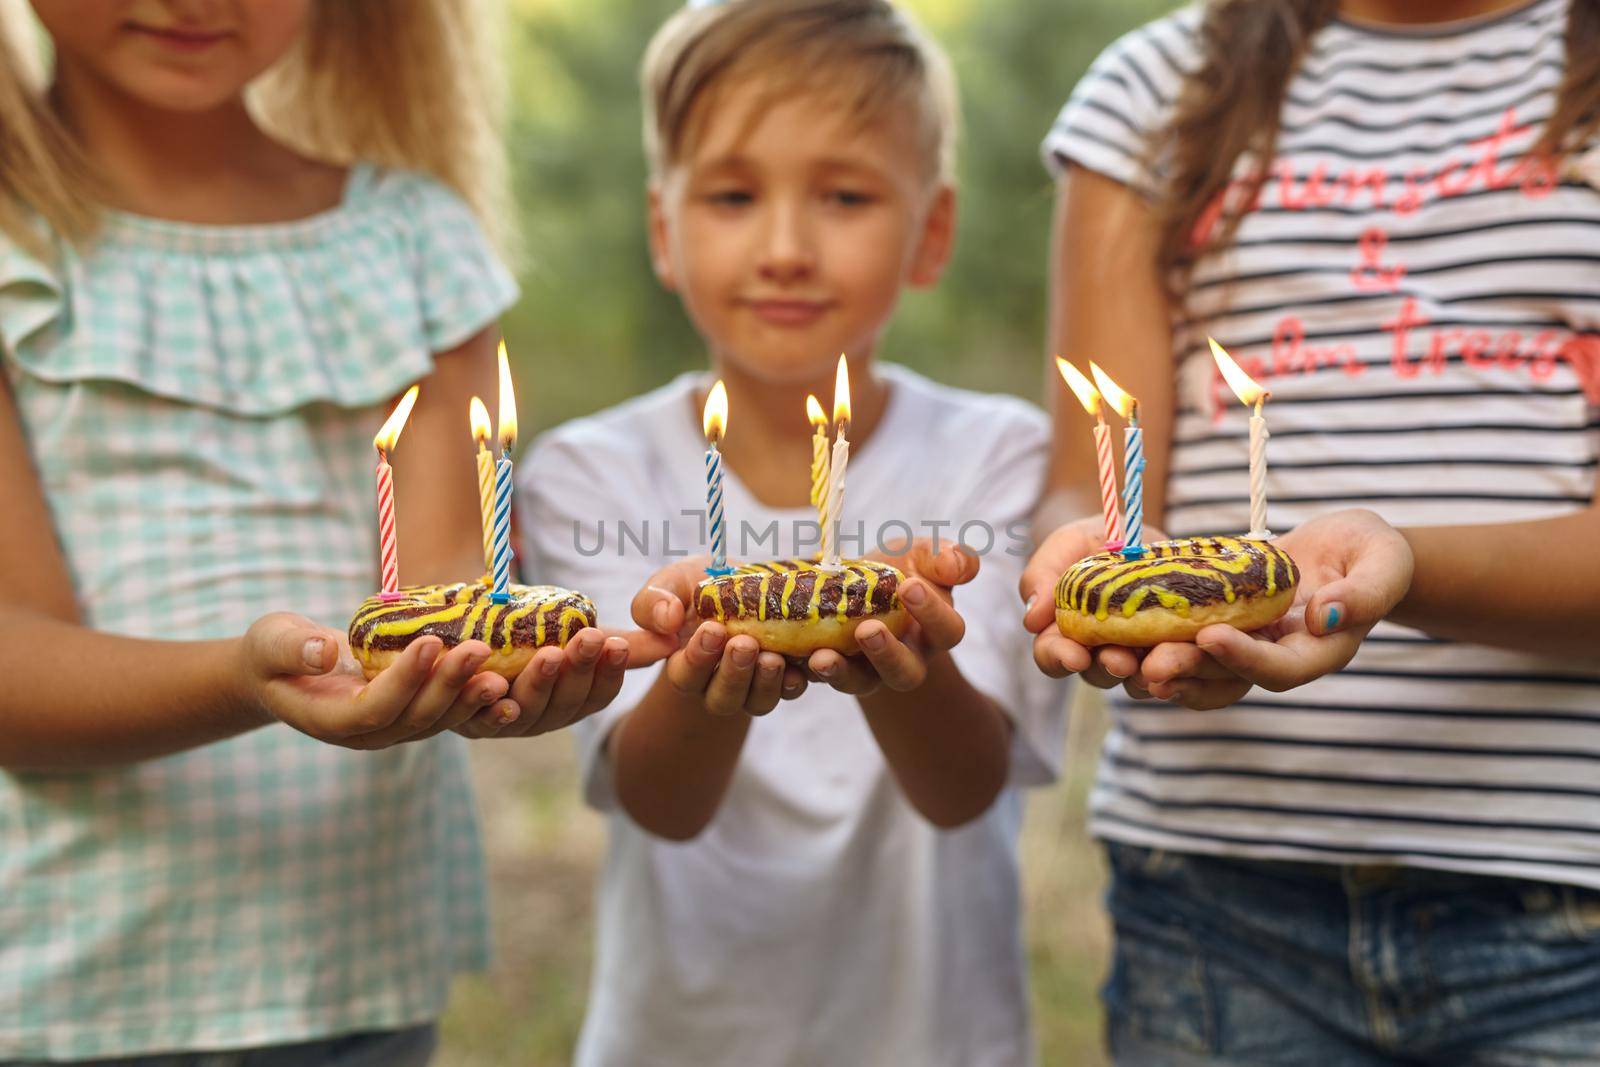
top-left (1055, 537), bottom-right (1300, 648)
top-left (695, 558), bottom-right (910, 657)
top-left (349, 580), bottom-right (597, 680)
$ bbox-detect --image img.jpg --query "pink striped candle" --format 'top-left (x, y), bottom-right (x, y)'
top-left (372, 385), bottom-right (420, 599)
top-left (1055, 358), bottom-right (1123, 550)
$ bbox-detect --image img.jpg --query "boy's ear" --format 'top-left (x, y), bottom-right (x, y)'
top-left (907, 184), bottom-right (956, 289)
top-left (647, 185), bottom-right (679, 292)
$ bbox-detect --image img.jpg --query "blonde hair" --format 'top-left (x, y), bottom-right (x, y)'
top-left (0, 0), bottom-right (512, 260)
top-left (641, 0), bottom-right (959, 186)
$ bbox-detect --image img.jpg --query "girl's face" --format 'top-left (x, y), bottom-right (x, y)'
top-left (30, 0), bottom-right (310, 112)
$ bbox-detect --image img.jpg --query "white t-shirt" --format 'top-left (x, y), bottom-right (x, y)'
top-left (1045, 0), bottom-right (1600, 887)
top-left (516, 364), bottom-right (1067, 1067)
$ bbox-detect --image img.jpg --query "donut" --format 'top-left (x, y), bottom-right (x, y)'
top-left (348, 580), bottom-right (597, 680)
top-left (695, 558), bottom-right (909, 657)
top-left (1055, 536), bottom-right (1299, 647)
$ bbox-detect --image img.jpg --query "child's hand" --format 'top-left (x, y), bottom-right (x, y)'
top-left (808, 540), bottom-right (977, 696)
top-left (631, 558), bottom-right (810, 715)
top-left (1131, 509), bottom-right (1414, 709)
top-left (454, 625), bottom-right (679, 739)
top-left (242, 613), bottom-right (510, 748)
top-left (1020, 517), bottom-right (1165, 687)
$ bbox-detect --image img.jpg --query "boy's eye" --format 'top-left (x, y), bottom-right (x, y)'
top-left (824, 189), bottom-right (877, 207)
top-left (704, 189), bottom-right (754, 207)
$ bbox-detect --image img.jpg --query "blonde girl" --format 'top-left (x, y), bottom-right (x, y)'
top-left (0, 2), bottom-right (654, 1062)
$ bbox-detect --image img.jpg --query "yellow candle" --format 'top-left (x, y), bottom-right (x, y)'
top-left (806, 392), bottom-right (830, 517)
top-left (469, 396), bottom-right (495, 577)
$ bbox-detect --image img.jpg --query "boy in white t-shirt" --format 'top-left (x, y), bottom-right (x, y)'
top-left (514, 3), bottom-right (1069, 1064)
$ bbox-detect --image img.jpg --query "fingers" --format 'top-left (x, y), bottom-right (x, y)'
top-left (630, 560), bottom-right (706, 634)
top-left (454, 698), bottom-right (523, 740)
top-left (665, 623), bottom-right (727, 696)
top-left (853, 620), bottom-right (925, 691)
top-left (806, 648), bottom-right (881, 696)
top-left (899, 579), bottom-right (964, 652)
top-left (1137, 643), bottom-right (1243, 688)
top-left (497, 645), bottom-right (564, 735)
top-left (780, 666), bottom-right (809, 702)
top-left (415, 678), bottom-right (514, 742)
top-left (610, 626), bottom-right (680, 668)
top-left (1144, 677), bottom-right (1253, 711)
top-left (248, 613), bottom-right (341, 678)
top-left (539, 629), bottom-right (607, 729)
top-left (1196, 624), bottom-right (1365, 692)
top-left (704, 636), bottom-right (761, 714)
top-left (906, 540), bottom-right (980, 589)
top-left (745, 652), bottom-right (786, 716)
top-left (354, 641), bottom-right (502, 747)
top-left (1017, 523), bottom-right (1101, 621)
top-left (1301, 544), bottom-right (1414, 638)
top-left (1032, 629), bottom-right (1092, 678)
top-left (340, 637), bottom-right (442, 737)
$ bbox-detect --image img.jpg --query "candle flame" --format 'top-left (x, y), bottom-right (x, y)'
top-left (1208, 337), bottom-right (1269, 406)
top-left (1089, 362), bottom-right (1137, 419)
top-left (703, 379), bottom-right (728, 442)
top-left (1055, 357), bottom-right (1102, 417)
top-left (496, 340), bottom-right (518, 452)
top-left (469, 396), bottom-right (491, 447)
top-left (374, 385), bottom-right (420, 453)
top-left (806, 394), bottom-right (828, 430)
top-left (832, 354), bottom-right (851, 430)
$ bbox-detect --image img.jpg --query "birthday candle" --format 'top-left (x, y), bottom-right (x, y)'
top-left (806, 394), bottom-right (830, 554)
top-left (373, 385), bottom-right (421, 599)
top-left (703, 381), bottom-right (731, 574)
top-left (1055, 357), bottom-right (1124, 550)
top-left (490, 343), bottom-right (518, 603)
top-left (469, 396), bottom-right (496, 577)
top-left (1209, 337), bottom-right (1272, 539)
top-left (822, 356), bottom-right (851, 570)
top-left (1090, 363), bottom-right (1145, 559)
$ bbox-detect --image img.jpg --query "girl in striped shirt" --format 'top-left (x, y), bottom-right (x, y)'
top-left (1023, 0), bottom-right (1600, 1062)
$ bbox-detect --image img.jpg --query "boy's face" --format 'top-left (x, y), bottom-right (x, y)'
top-left (650, 80), bottom-right (954, 384)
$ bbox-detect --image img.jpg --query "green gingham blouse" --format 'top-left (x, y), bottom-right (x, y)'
top-left (0, 165), bottom-right (517, 1060)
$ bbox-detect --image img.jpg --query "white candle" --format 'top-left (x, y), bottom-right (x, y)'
top-left (821, 357), bottom-right (851, 569)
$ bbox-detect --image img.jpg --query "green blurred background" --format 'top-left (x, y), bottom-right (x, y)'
top-left (448, 1), bottom-right (1174, 1063)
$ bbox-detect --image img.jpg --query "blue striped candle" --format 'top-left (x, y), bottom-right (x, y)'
top-left (490, 449), bottom-right (513, 601)
top-left (705, 442), bottom-right (728, 572)
top-left (1121, 416), bottom-right (1146, 560)
top-left (490, 341), bottom-right (518, 602)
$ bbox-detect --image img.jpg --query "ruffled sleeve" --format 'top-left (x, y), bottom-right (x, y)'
top-left (0, 165), bottom-right (519, 417)
top-left (0, 227), bottom-right (66, 367)
top-left (388, 171), bottom-right (520, 353)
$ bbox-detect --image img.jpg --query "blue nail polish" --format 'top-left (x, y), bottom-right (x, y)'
top-left (1325, 605), bottom-right (1341, 632)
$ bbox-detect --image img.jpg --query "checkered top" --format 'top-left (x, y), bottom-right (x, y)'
top-left (0, 166), bottom-right (517, 1060)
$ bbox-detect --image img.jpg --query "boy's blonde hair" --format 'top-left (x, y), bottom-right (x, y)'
top-left (0, 0), bottom-right (511, 260)
top-left (642, 0), bottom-right (959, 187)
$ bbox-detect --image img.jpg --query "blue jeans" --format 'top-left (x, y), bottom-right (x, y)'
top-left (1104, 842), bottom-right (1600, 1066)
top-left (3, 1025), bottom-right (436, 1067)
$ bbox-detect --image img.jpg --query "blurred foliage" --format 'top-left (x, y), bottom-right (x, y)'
top-left (501, 0), bottom-right (1178, 438)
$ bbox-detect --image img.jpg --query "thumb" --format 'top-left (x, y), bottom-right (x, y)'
top-left (631, 561), bottom-right (702, 633)
top-left (247, 613), bottom-right (340, 678)
top-left (1302, 547), bottom-right (1411, 638)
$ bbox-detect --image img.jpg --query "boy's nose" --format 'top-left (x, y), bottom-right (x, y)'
top-left (756, 204), bottom-right (816, 283)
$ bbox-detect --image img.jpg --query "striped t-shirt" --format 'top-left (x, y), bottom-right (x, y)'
top-left (1044, 0), bottom-right (1600, 888)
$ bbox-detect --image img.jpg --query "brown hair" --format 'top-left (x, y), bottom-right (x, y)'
top-left (641, 0), bottom-right (959, 185)
top-left (0, 0), bottom-right (511, 260)
top-left (1155, 0), bottom-right (1600, 298)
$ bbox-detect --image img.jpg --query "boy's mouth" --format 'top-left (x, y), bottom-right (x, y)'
top-left (125, 24), bottom-right (235, 52)
top-left (744, 299), bottom-right (833, 328)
